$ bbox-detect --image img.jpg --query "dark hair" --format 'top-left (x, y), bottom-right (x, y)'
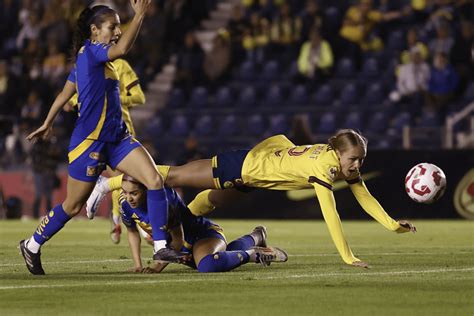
top-left (71, 5), bottom-right (116, 60)
top-left (328, 129), bottom-right (368, 153)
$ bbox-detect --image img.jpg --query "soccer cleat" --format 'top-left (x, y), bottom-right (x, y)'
top-left (18, 240), bottom-right (45, 275)
top-left (253, 246), bottom-right (288, 266)
top-left (110, 224), bottom-right (122, 244)
top-left (153, 248), bottom-right (188, 263)
top-left (86, 175), bottom-right (108, 219)
top-left (251, 225), bottom-right (267, 247)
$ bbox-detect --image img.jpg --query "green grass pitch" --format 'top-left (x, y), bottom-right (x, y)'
top-left (0, 219), bottom-right (473, 315)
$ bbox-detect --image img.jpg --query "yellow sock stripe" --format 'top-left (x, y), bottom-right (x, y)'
top-left (211, 156), bottom-right (218, 168)
top-left (213, 177), bottom-right (221, 189)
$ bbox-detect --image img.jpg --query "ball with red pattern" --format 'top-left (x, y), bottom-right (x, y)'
top-left (405, 163), bottom-right (447, 204)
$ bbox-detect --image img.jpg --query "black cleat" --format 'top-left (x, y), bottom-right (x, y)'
top-left (19, 240), bottom-right (45, 275)
top-left (153, 248), bottom-right (188, 263)
top-left (251, 226), bottom-right (268, 247)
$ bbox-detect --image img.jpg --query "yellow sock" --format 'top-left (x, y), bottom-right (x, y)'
top-left (156, 165), bottom-right (170, 182)
top-left (188, 189), bottom-right (215, 216)
top-left (111, 189), bottom-right (121, 222)
top-left (108, 174), bottom-right (123, 191)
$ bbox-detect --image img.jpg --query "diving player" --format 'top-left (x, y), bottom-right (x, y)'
top-left (118, 175), bottom-right (288, 273)
top-left (89, 129), bottom-right (416, 268)
top-left (19, 1), bottom-right (170, 276)
top-left (67, 57), bottom-right (146, 244)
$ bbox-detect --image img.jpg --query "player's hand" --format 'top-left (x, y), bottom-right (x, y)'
top-left (142, 262), bottom-right (168, 274)
top-left (127, 266), bottom-right (143, 273)
top-left (130, 0), bottom-right (150, 16)
top-left (352, 261), bottom-right (370, 268)
top-left (26, 124), bottom-right (52, 142)
top-left (397, 220), bottom-right (416, 233)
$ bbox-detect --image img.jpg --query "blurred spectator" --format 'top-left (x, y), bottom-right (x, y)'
top-left (16, 11), bottom-right (41, 51)
top-left (296, 29), bottom-right (333, 83)
top-left (29, 137), bottom-right (62, 219)
top-left (20, 90), bottom-right (42, 126)
top-left (270, 3), bottom-right (302, 58)
top-left (242, 12), bottom-right (270, 63)
top-left (244, 0), bottom-right (277, 20)
top-left (450, 19), bottom-right (473, 91)
top-left (289, 114), bottom-right (313, 144)
top-left (42, 42), bottom-right (66, 82)
top-left (425, 52), bottom-right (459, 115)
top-left (300, 0), bottom-right (325, 40)
top-left (400, 28), bottom-right (429, 64)
top-left (390, 47), bottom-right (430, 106)
top-left (227, 4), bottom-right (249, 64)
top-left (174, 31), bottom-right (205, 90)
top-left (0, 60), bottom-right (20, 115)
top-left (428, 21), bottom-right (454, 55)
top-left (204, 29), bottom-right (232, 87)
top-left (0, 0), bottom-right (20, 57)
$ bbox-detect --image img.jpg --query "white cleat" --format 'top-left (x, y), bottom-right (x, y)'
top-left (253, 246), bottom-right (288, 266)
top-left (86, 175), bottom-right (108, 219)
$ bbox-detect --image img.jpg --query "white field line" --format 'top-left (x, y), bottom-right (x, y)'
top-left (0, 251), bottom-right (472, 268)
top-left (0, 267), bottom-right (473, 290)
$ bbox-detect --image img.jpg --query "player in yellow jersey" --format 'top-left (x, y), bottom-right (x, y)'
top-left (88, 129), bottom-right (416, 268)
top-left (67, 57), bottom-right (145, 244)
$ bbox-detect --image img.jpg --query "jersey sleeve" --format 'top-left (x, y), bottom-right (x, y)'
top-left (309, 156), bottom-right (340, 190)
top-left (89, 42), bottom-right (111, 64)
top-left (312, 183), bottom-right (360, 265)
top-left (349, 180), bottom-right (403, 232)
top-left (67, 67), bottom-right (76, 84)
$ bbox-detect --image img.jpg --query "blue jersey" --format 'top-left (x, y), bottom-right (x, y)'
top-left (119, 188), bottom-right (225, 249)
top-left (67, 40), bottom-right (127, 142)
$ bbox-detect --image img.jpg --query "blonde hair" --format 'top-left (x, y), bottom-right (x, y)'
top-left (328, 129), bottom-right (368, 153)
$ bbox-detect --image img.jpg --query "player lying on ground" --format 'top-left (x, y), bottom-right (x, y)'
top-left (89, 129), bottom-right (416, 268)
top-left (118, 175), bottom-right (288, 273)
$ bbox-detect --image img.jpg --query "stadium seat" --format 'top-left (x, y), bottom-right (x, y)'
top-left (237, 61), bottom-right (256, 82)
top-left (343, 112), bottom-right (363, 130)
top-left (187, 86), bottom-right (208, 108)
top-left (359, 58), bottom-right (379, 80)
top-left (366, 111), bottom-right (388, 134)
top-left (168, 115), bottom-right (190, 137)
top-left (288, 84), bottom-right (309, 106)
top-left (312, 84), bottom-right (333, 106)
top-left (260, 60), bottom-right (280, 81)
top-left (214, 86), bottom-right (233, 108)
top-left (166, 88), bottom-right (185, 108)
top-left (391, 112), bottom-right (411, 132)
top-left (335, 58), bottom-right (355, 79)
top-left (463, 82), bottom-right (474, 102)
top-left (246, 114), bottom-right (266, 136)
top-left (338, 83), bottom-right (358, 105)
top-left (387, 30), bottom-right (405, 51)
top-left (262, 84), bottom-right (284, 107)
top-left (217, 114), bottom-right (239, 137)
top-left (417, 111), bottom-right (440, 128)
top-left (317, 112), bottom-right (336, 134)
top-left (193, 115), bottom-right (214, 136)
top-left (267, 114), bottom-right (289, 135)
top-left (324, 7), bottom-right (341, 33)
top-left (145, 117), bottom-right (164, 138)
top-left (237, 86), bottom-right (257, 108)
top-left (363, 82), bottom-right (385, 106)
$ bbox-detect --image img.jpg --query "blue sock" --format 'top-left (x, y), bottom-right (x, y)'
top-left (147, 189), bottom-right (168, 241)
top-left (226, 235), bottom-right (255, 251)
top-left (197, 251), bottom-right (250, 273)
top-left (32, 204), bottom-right (71, 245)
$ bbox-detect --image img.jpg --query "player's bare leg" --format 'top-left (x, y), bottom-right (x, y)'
top-left (166, 159), bottom-right (215, 189)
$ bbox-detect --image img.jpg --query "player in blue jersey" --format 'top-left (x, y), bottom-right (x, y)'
top-left (19, 1), bottom-right (170, 275)
top-left (118, 175), bottom-right (288, 273)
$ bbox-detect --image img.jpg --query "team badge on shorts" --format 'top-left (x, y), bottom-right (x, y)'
top-left (89, 152), bottom-right (100, 160)
top-left (87, 166), bottom-right (98, 177)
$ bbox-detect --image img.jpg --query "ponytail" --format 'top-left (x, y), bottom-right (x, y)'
top-left (328, 129), bottom-right (368, 153)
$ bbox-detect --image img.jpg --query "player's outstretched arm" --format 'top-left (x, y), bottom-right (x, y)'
top-left (313, 184), bottom-right (369, 268)
top-left (108, 0), bottom-right (150, 61)
top-left (126, 226), bottom-right (143, 272)
top-left (26, 80), bottom-right (76, 142)
top-left (349, 180), bottom-right (415, 233)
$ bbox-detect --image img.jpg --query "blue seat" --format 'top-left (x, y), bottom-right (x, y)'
top-left (166, 88), bottom-right (185, 108)
top-left (391, 112), bottom-right (411, 132)
top-left (366, 111), bottom-right (388, 134)
top-left (267, 114), bottom-right (289, 135)
top-left (217, 115), bottom-right (239, 137)
top-left (287, 60), bottom-right (299, 79)
top-left (417, 111), bottom-right (440, 128)
top-left (260, 60), bottom-right (279, 81)
top-left (289, 84), bottom-right (308, 106)
top-left (237, 61), bottom-right (256, 81)
top-left (387, 30), bottom-right (404, 51)
top-left (359, 58), bottom-right (379, 79)
top-left (339, 83), bottom-right (358, 105)
top-left (463, 82), bottom-right (474, 102)
top-left (246, 114), bottom-right (266, 136)
top-left (313, 84), bottom-right (333, 106)
top-left (324, 7), bottom-right (341, 32)
top-left (187, 86), bottom-right (208, 108)
top-left (343, 112), bottom-right (363, 130)
top-left (145, 117), bottom-right (164, 138)
top-left (317, 112), bottom-right (336, 134)
top-left (363, 82), bottom-right (384, 106)
top-left (194, 115), bottom-right (214, 136)
top-left (237, 86), bottom-right (257, 108)
top-left (335, 58), bottom-right (355, 79)
top-left (214, 86), bottom-right (233, 108)
top-left (262, 84), bottom-right (284, 107)
top-left (168, 115), bottom-right (189, 137)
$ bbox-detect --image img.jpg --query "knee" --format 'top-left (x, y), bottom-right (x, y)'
top-left (141, 173), bottom-right (164, 190)
top-left (62, 200), bottom-right (83, 217)
top-left (197, 254), bottom-right (221, 273)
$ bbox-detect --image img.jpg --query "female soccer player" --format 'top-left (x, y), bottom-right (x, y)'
top-left (19, 1), bottom-right (170, 275)
top-left (91, 129), bottom-right (416, 268)
top-left (118, 175), bottom-right (288, 273)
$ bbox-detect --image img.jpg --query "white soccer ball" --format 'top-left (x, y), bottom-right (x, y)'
top-left (405, 163), bottom-right (447, 204)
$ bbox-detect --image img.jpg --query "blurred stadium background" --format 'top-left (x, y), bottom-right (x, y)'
top-left (0, 0), bottom-right (472, 221)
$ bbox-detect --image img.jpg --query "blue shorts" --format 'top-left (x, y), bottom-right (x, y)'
top-left (211, 149), bottom-right (254, 192)
top-left (67, 135), bottom-right (141, 182)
